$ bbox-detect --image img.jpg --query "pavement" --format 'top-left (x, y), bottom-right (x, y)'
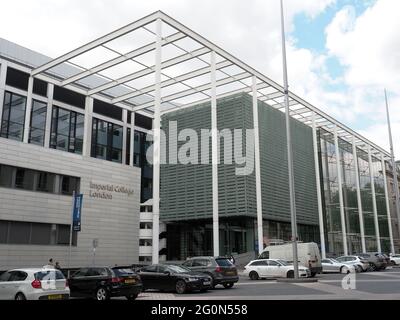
top-left (135, 267), bottom-right (400, 300)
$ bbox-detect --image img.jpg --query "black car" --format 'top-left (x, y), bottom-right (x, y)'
top-left (138, 264), bottom-right (212, 294)
top-left (68, 267), bottom-right (142, 300)
top-left (182, 256), bottom-right (239, 288)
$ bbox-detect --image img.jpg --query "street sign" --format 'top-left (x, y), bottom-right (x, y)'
top-left (72, 193), bottom-right (83, 232)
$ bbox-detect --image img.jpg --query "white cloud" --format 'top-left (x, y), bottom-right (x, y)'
top-left (325, 0), bottom-right (400, 158)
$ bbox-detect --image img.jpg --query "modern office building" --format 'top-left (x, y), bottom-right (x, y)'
top-left (0, 11), bottom-right (399, 268)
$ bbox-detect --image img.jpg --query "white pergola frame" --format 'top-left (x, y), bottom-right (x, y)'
top-left (26, 11), bottom-right (395, 260)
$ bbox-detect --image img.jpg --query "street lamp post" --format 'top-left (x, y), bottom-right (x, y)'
top-left (280, 0), bottom-right (299, 279)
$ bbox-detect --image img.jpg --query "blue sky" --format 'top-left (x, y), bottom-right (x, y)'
top-left (292, 0), bottom-right (373, 83)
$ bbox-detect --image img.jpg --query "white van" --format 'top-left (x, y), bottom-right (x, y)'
top-left (258, 242), bottom-right (322, 276)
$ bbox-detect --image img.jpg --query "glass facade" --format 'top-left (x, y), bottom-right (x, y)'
top-left (29, 100), bottom-right (47, 146)
top-left (50, 106), bottom-right (84, 154)
top-left (0, 91), bottom-right (27, 141)
top-left (318, 127), bottom-right (395, 255)
top-left (91, 118), bottom-right (123, 163)
top-left (371, 156), bottom-right (391, 252)
top-left (357, 149), bottom-right (377, 251)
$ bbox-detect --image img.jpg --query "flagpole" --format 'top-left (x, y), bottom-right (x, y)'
top-left (280, 0), bottom-right (299, 279)
top-left (385, 89), bottom-right (400, 253)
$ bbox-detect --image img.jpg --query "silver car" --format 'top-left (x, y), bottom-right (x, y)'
top-left (336, 256), bottom-right (369, 272)
top-left (321, 258), bottom-right (357, 273)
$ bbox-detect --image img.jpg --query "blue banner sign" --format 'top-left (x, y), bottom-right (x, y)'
top-left (72, 194), bottom-right (83, 232)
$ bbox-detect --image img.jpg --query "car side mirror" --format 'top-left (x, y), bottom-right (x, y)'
top-left (164, 271), bottom-right (170, 276)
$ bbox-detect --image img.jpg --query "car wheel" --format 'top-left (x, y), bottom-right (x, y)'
top-left (340, 266), bottom-right (349, 274)
top-left (249, 271), bottom-right (259, 280)
top-left (310, 272), bottom-right (317, 277)
top-left (126, 293), bottom-right (138, 300)
top-left (287, 270), bottom-right (294, 278)
top-left (370, 263), bottom-right (378, 271)
top-left (95, 287), bottom-right (109, 301)
top-left (15, 293), bottom-right (26, 300)
top-left (175, 280), bottom-right (187, 294)
top-left (205, 274), bottom-right (216, 288)
top-left (223, 283), bottom-right (234, 289)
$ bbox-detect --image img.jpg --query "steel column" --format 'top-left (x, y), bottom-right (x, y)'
top-left (334, 125), bottom-right (348, 255)
top-left (0, 61), bottom-right (7, 127)
top-left (312, 112), bottom-right (326, 258)
top-left (130, 112), bottom-right (135, 166)
top-left (252, 76), bottom-right (264, 254)
top-left (368, 146), bottom-right (382, 252)
top-left (211, 50), bottom-right (220, 257)
top-left (23, 77), bottom-right (34, 143)
top-left (151, 18), bottom-right (162, 264)
top-left (353, 136), bottom-right (366, 252)
top-left (82, 97), bottom-right (93, 157)
top-left (382, 154), bottom-right (395, 254)
top-left (122, 109), bottom-right (128, 163)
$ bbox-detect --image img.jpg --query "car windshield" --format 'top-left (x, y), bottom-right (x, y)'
top-left (277, 260), bottom-right (289, 266)
top-left (330, 259), bottom-right (339, 263)
top-left (166, 265), bottom-right (191, 273)
top-left (113, 268), bottom-right (135, 276)
top-left (215, 258), bottom-right (233, 267)
top-left (35, 270), bottom-right (65, 280)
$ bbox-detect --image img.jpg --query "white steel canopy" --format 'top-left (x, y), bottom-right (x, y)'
top-left (31, 10), bottom-right (390, 158)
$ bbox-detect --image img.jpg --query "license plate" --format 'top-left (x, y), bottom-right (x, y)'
top-left (48, 294), bottom-right (62, 300)
top-left (226, 271), bottom-right (235, 275)
top-left (203, 281), bottom-right (210, 285)
top-left (125, 279), bottom-right (136, 284)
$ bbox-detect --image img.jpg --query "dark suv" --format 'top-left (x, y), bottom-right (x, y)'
top-left (68, 267), bottom-right (142, 300)
top-left (357, 253), bottom-right (387, 271)
top-left (182, 256), bottom-right (239, 288)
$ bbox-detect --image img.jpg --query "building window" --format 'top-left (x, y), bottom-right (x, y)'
top-left (15, 168), bottom-right (35, 190)
top-left (139, 239), bottom-right (152, 246)
top-left (91, 118), bottom-right (123, 163)
top-left (0, 163), bottom-right (79, 195)
top-left (53, 86), bottom-right (85, 109)
top-left (140, 222), bottom-right (152, 229)
top-left (29, 100), bottom-right (47, 146)
top-left (5, 67), bottom-right (29, 91)
top-left (36, 172), bottom-right (55, 193)
top-left (0, 220), bottom-right (77, 246)
top-left (139, 256), bottom-right (152, 263)
top-left (50, 106), bottom-right (84, 154)
top-left (0, 91), bottom-right (27, 141)
top-left (60, 175), bottom-right (80, 195)
top-left (126, 127), bottom-right (131, 165)
top-left (0, 164), bottom-right (13, 188)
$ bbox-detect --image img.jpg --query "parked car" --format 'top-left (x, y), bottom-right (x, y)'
top-left (321, 258), bottom-right (358, 273)
top-left (68, 267), bottom-right (142, 300)
top-left (243, 259), bottom-right (310, 279)
top-left (379, 253), bottom-right (391, 266)
top-left (259, 242), bottom-right (322, 276)
top-left (336, 256), bottom-right (369, 272)
top-left (0, 268), bottom-right (69, 300)
top-left (182, 256), bottom-right (239, 288)
top-left (390, 254), bottom-right (400, 266)
top-left (357, 252), bottom-right (387, 271)
top-left (138, 264), bottom-right (212, 294)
